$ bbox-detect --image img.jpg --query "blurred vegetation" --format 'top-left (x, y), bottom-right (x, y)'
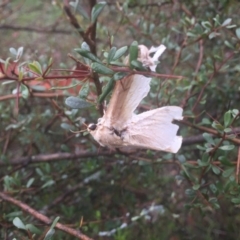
top-left (1, 0), bottom-right (240, 239)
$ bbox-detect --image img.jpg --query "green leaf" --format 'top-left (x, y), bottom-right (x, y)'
top-left (110, 35), bottom-right (114, 45)
top-left (16, 46), bottom-right (24, 60)
top-left (113, 72), bottom-right (128, 81)
top-left (221, 18), bottom-right (232, 26)
top-left (177, 154), bottom-right (186, 163)
top-left (209, 32), bottom-right (220, 39)
top-left (219, 156), bottom-right (234, 166)
top-left (224, 110), bottom-right (232, 127)
top-left (65, 96), bottom-right (93, 109)
top-left (222, 167), bottom-right (235, 178)
top-left (201, 21), bottom-right (211, 29)
top-left (26, 177), bottom-right (35, 188)
top-left (109, 61), bottom-right (125, 66)
top-left (44, 229), bottom-right (55, 240)
top-left (129, 41), bottom-right (138, 68)
top-left (231, 197), bottom-right (240, 204)
top-left (78, 82), bottom-right (89, 99)
top-left (219, 145), bottom-right (235, 151)
top-left (30, 85), bottom-right (47, 91)
top-left (25, 224), bottom-right (41, 234)
top-left (48, 57), bottom-right (53, 66)
top-left (198, 153), bottom-right (210, 166)
top-left (202, 152), bottom-right (210, 163)
top-left (236, 28), bottom-right (240, 39)
top-left (21, 84), bottom-right (29, 99)
top-left (212, 121), bottom-right (224, 131)
top-left (130, 60), bottom-right (148, 71)
top-left (192, 184), bottom-right (200, 190)
top-left (50, 82), bottom-right (81, 90)
top-left (98, 78), bottom-right (114, 103)
top-left (91, 1), bottom-right (106, 23)
top-left (18, 70), bottom-right (24, 81)
top-left (4, 57), bottom-right (11, 72)
top-left (232, 109), bottom-right (239, 118)
top-left (41, 179), bottom-right (55, 189)
top-left (209, 183), bottom-right (218, 194)
top-left (9, 47), bottom-right (17, 56)
top-left (60, 123), bottom-right (74, 131)
top-left (81, 42), bottom-right (90, 51)
top-left (91, 62), bottom-right (114, 75)
top-left (75, 49), bottom-right (101, 63)
top-left (212, 165), bottom-right (220, 175)
top-left (202, 133), bottom-right (214, 144)
top-left (185, 188), bottom-right (196, 197)
top-left (113, 46), bottom-right (128, 60)
top-left (50, 216), bottom-right (60, 229)
top-left (28, 61), bottom-right (42, 75)
top-left (107, 47), bottom-right (117, 63)
top-left (13, 217), bottom-right (26, 230)
top-left (43, 216), bottom-right (60, 239)
top-left (224, 128), bottom-right (232, 133)
top-left (224, 40), bottom-right (234, 49)
top-left (197, 159), bottom-right (209, 167)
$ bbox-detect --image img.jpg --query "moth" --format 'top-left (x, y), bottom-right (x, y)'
top-left (88, 44), bottom-right (183, 153)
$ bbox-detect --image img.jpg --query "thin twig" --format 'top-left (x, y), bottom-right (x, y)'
top-left (236, 147), bottom-right (240, 183)
top-left (0, 191), bottom-right (93, 240)
top-left (0, 92), bottom-right (66, 101)
top-left (0, 151), bottom-right (114, 166)
top-left (181, 120), bottom-right (240, 145)
top-left (0, 24), bottom-right (73, 34)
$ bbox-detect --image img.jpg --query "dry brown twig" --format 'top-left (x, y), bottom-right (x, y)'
top-left (0, 191), bottom-right (93, 240)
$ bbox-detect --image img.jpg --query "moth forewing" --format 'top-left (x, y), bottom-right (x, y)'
top-left (103, 74), bottom-right (151, 129)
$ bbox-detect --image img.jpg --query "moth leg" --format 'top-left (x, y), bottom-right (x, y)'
top-left (119, 77), bottom-right (131, 91)
top-left (113, 128), bottom-right (121, 137)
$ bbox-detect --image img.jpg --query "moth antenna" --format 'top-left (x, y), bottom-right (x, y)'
top-left (70, 127), bottom-right (88, 134)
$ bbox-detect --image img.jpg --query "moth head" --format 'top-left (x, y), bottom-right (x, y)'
top-left (88, 123), bottom-right (97, 132)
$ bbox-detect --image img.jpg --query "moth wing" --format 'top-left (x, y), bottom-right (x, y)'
top-left (103, 74), bottom-right (151, 128)
top-left (125, 106), bottom-right (183, 153)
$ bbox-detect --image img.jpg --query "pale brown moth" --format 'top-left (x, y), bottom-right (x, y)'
top-left (88, 45), bottom-right (183, 153)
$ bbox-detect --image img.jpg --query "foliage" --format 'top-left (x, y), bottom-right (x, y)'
top-left (1, 0), bottom-right (240, 239)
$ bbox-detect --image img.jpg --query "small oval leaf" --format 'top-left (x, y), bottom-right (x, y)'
top-left (212, 165), bottom-right (220, 175)
top-left (224, 110), bottom-right (232, 127)
top-left (113, 72), bottom-right (128, 81)
top-left (44, 229), bottom-right (55, 240)
top-left (91, 62), bottom-right (114, 75)
top-left (91, 2), bottom-right (107, 23)
top-left (74, 49), bottom-right (101, 63)
top-left (98, 78), bottom-right (114, 103)
top-left (130, 60), bottom-right (148, 71)
top-left (13, 217), bottom-right (26, 230)
top-left (236, 28), bottom-right (240, 39)
top-left (129, 41), bottom-right (138, 67)
top-left (9, 47), bottom-right (17, 56)
top-left (222, 18), bottom-right (232, 26)
top-left (219, 145), bottom-right (235, 151)
top-left (79, 82), bottom-right (89, 99)
top-left (21, 84), bottom-right (29, 99)
top-left (107, 47), bottom-right (117, 63)
top-left (65, 96), bottom-right (92, 109)
top-left (113, 46), bottom-right (128, 60)
top-left (28, 62), bottom-right (42, 75)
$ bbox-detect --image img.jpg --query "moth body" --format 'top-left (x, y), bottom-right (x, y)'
top-left (88, 106), bottom-right (183, 153)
